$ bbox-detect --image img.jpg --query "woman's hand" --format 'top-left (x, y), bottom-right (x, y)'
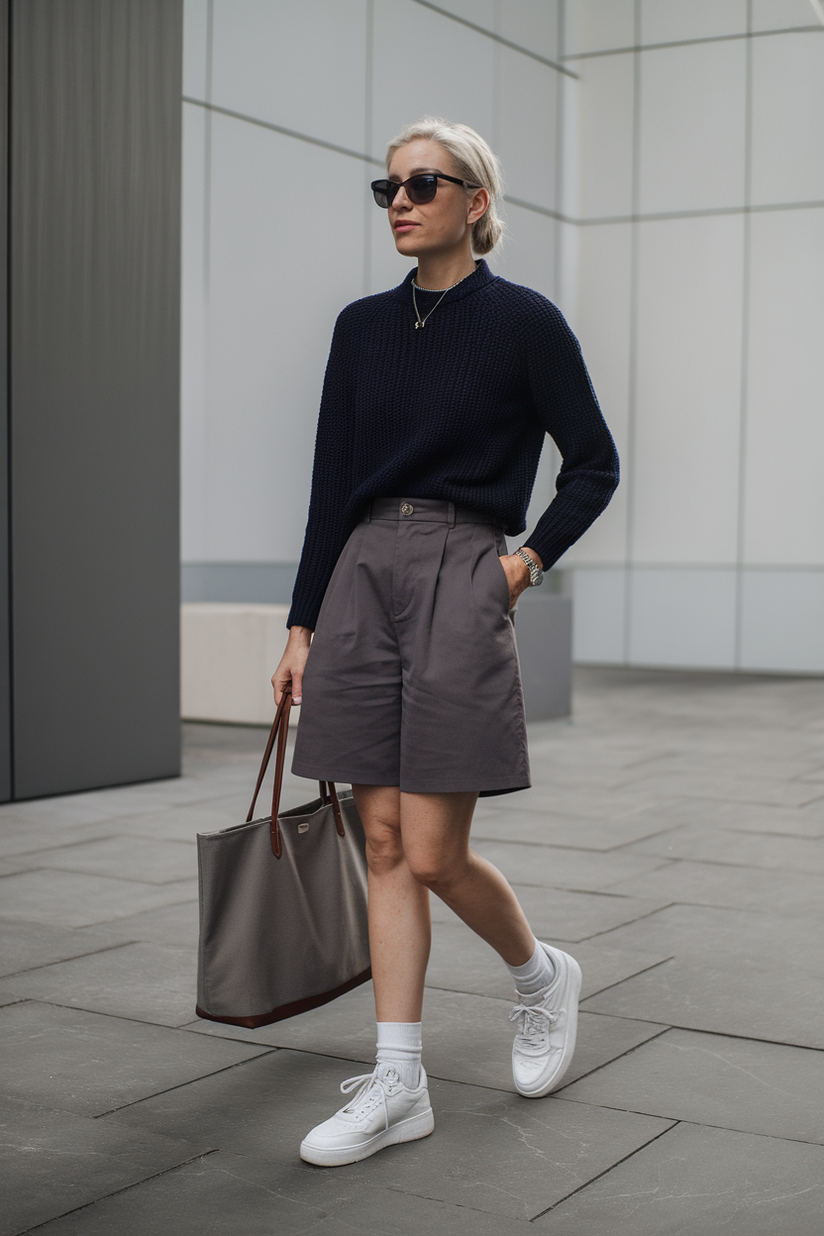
top-left (499, 549), bottom-right (543, 609)
top-left (271, 626), bottom-right (312, 705)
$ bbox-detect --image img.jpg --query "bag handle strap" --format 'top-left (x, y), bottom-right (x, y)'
top-left (319, 780), bottom-right (346, 837)
top-left (246, 690), bottom-right (345, 857)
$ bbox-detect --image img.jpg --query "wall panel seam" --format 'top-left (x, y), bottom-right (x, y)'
top-left (410, 0), bottom-right (578, 77)
top-left (562, 26), bottom-right (824, 61)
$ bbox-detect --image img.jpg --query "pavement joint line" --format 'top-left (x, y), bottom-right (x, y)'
top-left (554, 1096), bottom-right (824, 1149)
top-left (16, 1148), bottom-right (221, 1235)
top-left (527, 1119), bottom-right (681, 1221)
top-left (0, 940), bottom-right (144, 980)
top-left (92, 1049), bottom-right (280, 1120)
top-left (0, 995), bottom-right (204, 1033)
top-left (75, 896), bottom-right (199, 930)
top-left (574, 1012), bottom-right (824, 1055)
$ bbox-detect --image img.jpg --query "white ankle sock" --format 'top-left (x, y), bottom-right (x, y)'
top-left (506, 939), bottom-right (555, 996)
top-left (376, 1021), bottom-right (422, 1090)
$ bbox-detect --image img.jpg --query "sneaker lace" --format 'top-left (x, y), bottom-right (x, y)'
top-left (509, 1001), bottom-right (558, 1050)
top-left (338, 1069), bottom-right (396, 1129)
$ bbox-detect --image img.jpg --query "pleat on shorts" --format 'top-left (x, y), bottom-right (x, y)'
top-left (291, 497), bottom-right (530, 796)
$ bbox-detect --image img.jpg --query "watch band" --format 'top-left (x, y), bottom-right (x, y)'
top-left (514, 547), bottom-right (544, 587)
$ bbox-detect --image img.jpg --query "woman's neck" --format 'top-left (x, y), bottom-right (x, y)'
top-left (414, 253), bottom-right (478, 292)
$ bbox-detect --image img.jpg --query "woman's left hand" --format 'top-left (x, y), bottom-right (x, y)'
top-left (499, 552), bottom-right (538, 609)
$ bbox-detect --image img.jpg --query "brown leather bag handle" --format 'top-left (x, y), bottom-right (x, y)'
top-left (246, 690), bottom-right (345, 857)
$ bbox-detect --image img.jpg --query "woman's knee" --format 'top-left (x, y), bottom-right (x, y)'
top-left (363, 818), bottom-right (405, 876)
top-left (406, 847), bottom-right (468, 894)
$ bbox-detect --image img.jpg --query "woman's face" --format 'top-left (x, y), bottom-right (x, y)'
top-left (385, 138), bottom-right (487, 262)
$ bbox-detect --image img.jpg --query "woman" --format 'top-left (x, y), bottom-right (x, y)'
top-left (272, 117), bottom-right (618, 1167)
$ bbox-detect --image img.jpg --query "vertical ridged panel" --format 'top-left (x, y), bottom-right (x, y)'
top-left (10, 0), bottom-right (183, 796)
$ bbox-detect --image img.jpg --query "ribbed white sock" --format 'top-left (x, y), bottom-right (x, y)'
top-left (506, 939), bottom-right (555, 996)
top-left (376, 1021), bottom-right (422, 1090)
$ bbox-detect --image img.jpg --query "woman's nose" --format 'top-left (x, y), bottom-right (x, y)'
top-left (391, 183), bottom-right (412, 210)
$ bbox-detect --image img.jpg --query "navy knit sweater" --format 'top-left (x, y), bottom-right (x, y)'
top-left (287, 259), bottom-right (618, 630)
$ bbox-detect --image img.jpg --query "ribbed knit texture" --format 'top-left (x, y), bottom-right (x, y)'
top-left (287, 260), bottom-right (619, 630)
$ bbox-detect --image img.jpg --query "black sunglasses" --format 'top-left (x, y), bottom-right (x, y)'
top-left (371, 172), bottom-right (480, 209)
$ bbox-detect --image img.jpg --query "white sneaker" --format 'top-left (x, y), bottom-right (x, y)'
top-left (299, 1064), bottom-right (434, 1167)
top-left (510, 943), bottom-right (582, 1098)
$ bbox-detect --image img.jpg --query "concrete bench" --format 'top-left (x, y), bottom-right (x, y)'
top-left (181, 596), bottom-right (571, 727)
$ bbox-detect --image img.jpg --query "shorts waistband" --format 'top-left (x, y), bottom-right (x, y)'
top-left (363, 497), bottom-right (500, 527)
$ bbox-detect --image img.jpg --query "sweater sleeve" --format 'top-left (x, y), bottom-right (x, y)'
top-left (521, 300), bottom-right (619, 567)
top-left (287, 314), bottom-right (357, 629)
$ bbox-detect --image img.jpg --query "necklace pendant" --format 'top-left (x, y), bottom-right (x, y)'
top-left (415, 321), bottom-right (423, 330)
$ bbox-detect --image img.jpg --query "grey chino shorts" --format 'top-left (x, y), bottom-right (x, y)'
top-left (291, 497), bottom-right (530, 796)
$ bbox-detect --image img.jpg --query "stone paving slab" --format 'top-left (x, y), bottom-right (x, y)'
top-left (560, 1026), bottom-right (824, 1143)
top-left (0, 820), bottom-right (119, 858)
top-left (486, 784), bottom-right (668, 822)
top-left (105, 1047), bottom-right (674, 1221)
top-left (184, 981), bottom-right (667, 1093)
top-left (624, 822), bottom-right (824, 873)
top-left (119, 793), bottom-right (249, 841)
top-left (9, 834), bottom-right (198, 884)
top-left (0, 917), bottom-right (126, 978)
top-left (428, 881), bottom-right (672, 939)
top-left (0, 1001), bottom-right (270, 1116)
top-left (533, 1122), bottom-right (824, 1235)
top-left (470, 804), bottom-right (673, 850)
top-left (0, 941), bottom-right (198, 1027)
top-left (471, 839), bottom-right (669, 891)
top-left (605, 856), bottom-right (824, 917)
top-left (612, 794), bottom-right (824, 838)
top-left (16, 1150), bottom-right (547, 1235)
top-left (582, 903), bottom-right (824, 1049)
top-left (2, 673), bottom-right (823, 1234)
top-left (424, 919), bottom-right (671, 1001)
top-left (0, 868), bottom-right (198, 928)
top-left (608, 772), bottom-right (824, 808)
top-left (0, 1095), bottom-right (216, 1236)
top-left (74, 898), bottom-right (199, 949)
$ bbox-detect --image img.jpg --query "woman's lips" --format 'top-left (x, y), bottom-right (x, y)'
top-left (394, 222), bottom-right (419, 233)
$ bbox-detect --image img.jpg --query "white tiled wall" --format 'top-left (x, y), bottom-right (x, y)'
top-left (182, 1), bottom-right (824, 673)
top-left (750, 31), bottom-right (824, 205)
top-left (639, 0), bottom-right (748, 45)
top-left (559, 3), bottom-right (824, 672)
top-left (637, 39), bottom-right (747, 215)
top-left (743, 207), bottom-right (824, 566)
top-left (576, 52), bottom-right (635, 220)
top-left (751, 0), bottom-right (822, 32)
top-left (631, 213), bottom-right (744, 565)
top-left (628, 568), bottom-right (738, 668)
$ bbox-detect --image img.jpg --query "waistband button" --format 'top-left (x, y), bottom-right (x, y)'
top-left (400, 502), bottom-right (414, 516)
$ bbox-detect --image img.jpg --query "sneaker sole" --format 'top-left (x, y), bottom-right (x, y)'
top-left (299, 1107), bottom-right (435, 1167)
top-left (514, 950), bottom-right (583, 1099)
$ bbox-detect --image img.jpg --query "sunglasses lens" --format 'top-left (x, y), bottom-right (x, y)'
top-left (407, 175), bottom-right (438, 205)
top-left (371, 180), bottom-right (395, 209)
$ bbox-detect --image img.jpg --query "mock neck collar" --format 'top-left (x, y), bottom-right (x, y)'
top-left (394, 258), bottom-right (496, 304)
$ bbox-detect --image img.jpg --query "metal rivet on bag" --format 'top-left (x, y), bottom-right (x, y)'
top-left (298, 822), bottom-right (309, 833)
top-left (401, 503), bottom-right (413, 515)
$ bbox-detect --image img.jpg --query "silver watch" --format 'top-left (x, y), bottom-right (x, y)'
top-left (514, 547), bottom-right (544, 587)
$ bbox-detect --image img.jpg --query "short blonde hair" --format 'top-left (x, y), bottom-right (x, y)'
top-left (385, 116), bottom-right (505, 256)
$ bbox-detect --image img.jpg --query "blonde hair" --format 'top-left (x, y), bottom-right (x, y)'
top-left (385, 116), bottom-right (505, 256)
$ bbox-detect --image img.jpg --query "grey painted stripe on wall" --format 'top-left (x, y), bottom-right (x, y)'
top-left (182, 563), bottom-right (298, 605)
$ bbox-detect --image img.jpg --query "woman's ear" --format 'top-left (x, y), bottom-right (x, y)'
top-left (467, 186), bottom-right (490, 225)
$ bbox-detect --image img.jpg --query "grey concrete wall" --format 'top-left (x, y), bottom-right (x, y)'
top-left (0, 0), bottom-right (8, 802)
top-left (6, 0), bottom-right (183, 799)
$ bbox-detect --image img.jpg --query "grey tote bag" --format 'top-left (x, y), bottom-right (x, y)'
top-left (195, 690), bottom-right (371, 1027)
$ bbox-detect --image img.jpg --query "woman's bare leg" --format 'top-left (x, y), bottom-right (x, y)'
top-left (354, 786), bottom-right (536, 1025)
top-left (352, 784), bottom-right (431, 1023)
top-left (399, 791), bottom-right (536, 966)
